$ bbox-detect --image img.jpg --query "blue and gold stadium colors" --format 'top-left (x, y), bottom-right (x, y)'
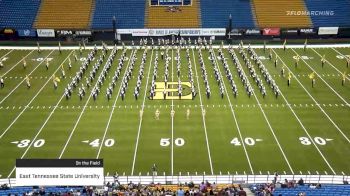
top-left (0, 0), bottom-right (350, 29)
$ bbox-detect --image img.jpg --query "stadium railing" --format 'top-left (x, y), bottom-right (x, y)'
top-left (1, 174), bottom-right (349, 186)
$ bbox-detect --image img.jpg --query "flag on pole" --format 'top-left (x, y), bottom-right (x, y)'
top-left (304, 39), bottom-right (307, 51)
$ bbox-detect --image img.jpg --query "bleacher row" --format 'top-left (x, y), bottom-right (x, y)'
top-left (0, 0), bottom-right (350, 30)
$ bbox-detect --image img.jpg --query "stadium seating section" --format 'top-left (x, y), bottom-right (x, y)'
top-left (1, 0), bottom-right (350, 29)
top-left (92, 0), bottom-right (145, 29)
top-left (304, 0), bottom-right (350, 27)
top-left (34, 0), bottom-right (93, 29)
top-left (146, 0), bottom-right (200, 28)
top-left (273, 184), bottom-right (350, 196)
top-left (252, 0), bottom-right (312, 28)
top-left (200, 0), bottom-right (255, 28)
top-left (0, 0), bottom-right (40, 29)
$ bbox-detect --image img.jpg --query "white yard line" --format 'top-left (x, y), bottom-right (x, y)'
top-left (211, 50), bottom-right (254, 174)
top-left (0, 50), bottom-right (54, 105)
top-left (7, 94), bottom-right (65, 177)
top-left (0, 51), bottom-right (73, 139)
top-left (1, 50), bottom-right (34, 77)
top-left (171, 48), bottom-right (174, 175)
top-left (233, 49), bottom-right (294, 174)
top-left (97, 49), bottom-right (142, 159)
top-left (58, 49), bottom-right (134, 158)
top-left (273, 49), bottom-right (350, 144)
top-left (191, 48), bottom-right (214, 175)
top-left (0, 49), bottom-right (14, 60)
top-left (311, 48), bottom-right (349, 81)
top-left (252, 48), bottom-right (336, 174)
top-left (130, 49), bottom-right (154, 175)
top-left (292, 48), bottom-right (349, 107)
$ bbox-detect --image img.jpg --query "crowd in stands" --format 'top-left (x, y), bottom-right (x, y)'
top-left (0, 181), bottom-right (248, 196)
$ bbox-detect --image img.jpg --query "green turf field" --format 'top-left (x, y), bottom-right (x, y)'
top-left (0, 44), bottom-right (349, 178)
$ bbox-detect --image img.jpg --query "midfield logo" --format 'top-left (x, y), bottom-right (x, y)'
top-left (153, 82), bottom-right (192, 100)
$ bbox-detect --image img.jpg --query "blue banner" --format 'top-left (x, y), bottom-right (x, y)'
top-left (18, 29), bottom-right (37, 37)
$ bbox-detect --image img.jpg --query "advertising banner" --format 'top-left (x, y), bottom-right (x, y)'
top-left (18, 29), bottom-right (36, 37)
top-left (318, 27), bottom-right (339, 35)
top-left (37, 29), bottom-right (55, 37)
top-left (262, 28), bottom-right (280, 36)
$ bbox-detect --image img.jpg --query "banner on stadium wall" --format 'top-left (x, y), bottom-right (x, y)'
top-left (18, 29), bottom-right (36, 37)
top-left (75, 31), bottom-right (92, 36)
top-left (132, 29), bottom-right (150, 36)
top-left (299, 28), bottom-right (317, 35)
top-left (281, 29), bottom-right (299, 35)
top-left (245, 29), bottom-right (261, 35)
top-left (318, 27), bottom-right (339, 35)
top-left (229, 29), bottom-right (243, 36)
top-left (37, 29), bottom-right (55, 37)
top-left (262, 28), bottom-right (280, 36)
top-left (56, 30), bottom-right (73, 36)
top-left (125, 28), bottom-right (226, 36)
top-left (4, 28), bottom-right (15, 34)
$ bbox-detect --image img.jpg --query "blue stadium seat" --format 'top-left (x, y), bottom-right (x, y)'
top-left (92, 0), bottom-right (145, 29)
top-left (304, 0), bottom-right (350, 27)
top-left (0, 0), bottom-right (40, 29)
top-left (200, 0), bottom-right (255, 28)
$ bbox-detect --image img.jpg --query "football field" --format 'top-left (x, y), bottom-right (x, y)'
top-left (0, 44), bottom-right (349, 178)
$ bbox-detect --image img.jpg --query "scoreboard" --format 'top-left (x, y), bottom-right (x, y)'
top-left (150, 0), bottom-right (191, 6)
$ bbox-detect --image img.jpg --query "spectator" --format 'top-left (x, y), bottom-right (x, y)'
top-left (177, 187), bottom-right (184, 196)
top-left (298, 178), bottom-right (304, 186)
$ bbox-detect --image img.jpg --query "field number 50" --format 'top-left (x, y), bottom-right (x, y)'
top-left (160, 138), bottom-right (185, 147)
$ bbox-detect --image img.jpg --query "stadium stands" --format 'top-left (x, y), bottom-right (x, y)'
top-left (250, 183), bottom-right (350, 196)
top-left (200, 0), bottom-right (256, 28)
top-left (0, 0), bottom-right (40, 29)
top-left (146, 0), bottom-right (201, 28)
top-left (273, 184), bottom-right (350, 196)
top-left (252, 0), bottom-right (312, 28)
top-left (34, 0), bottom-right (93, 29)
top-left (92, 0), bottom-right (145, 29)
top-left (305, 0), bottom-right (350, 27)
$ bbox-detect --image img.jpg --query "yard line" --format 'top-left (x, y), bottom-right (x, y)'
top-left (191, 48), bottom-right (214, 175)
top-left (0, 49), bottom-right (14, 60)
top-left (292, 48), bottom-right (349, 107)
top-left (231, 49), bottom-right (294, 174)
top-left (7, 94), bottom-right (66, 178)
top-left (0, 50), bottom-right (54, 105)
top-left (332, 47), bottom-right (350, 66)
top-left (130, 49), bottom-right (154, 175)
top-left (171, 48), bottom-right (174, 175)
top-left (59, 48), bottom-right (134, 158)
top-left (97, 49), bottom-right (143, 159)
top-left (2, 50), bottom-right (34, 77)
top-left (311, 48), bottom-right (349, 81)
top-left (211, 49), bottom-right (254, 174)
top-left (273, 49), bottom-right (350, 144)
top-left (252, 49), bottom-right (336, 175)
top-left (0, 51), bottom-right (73, 139)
